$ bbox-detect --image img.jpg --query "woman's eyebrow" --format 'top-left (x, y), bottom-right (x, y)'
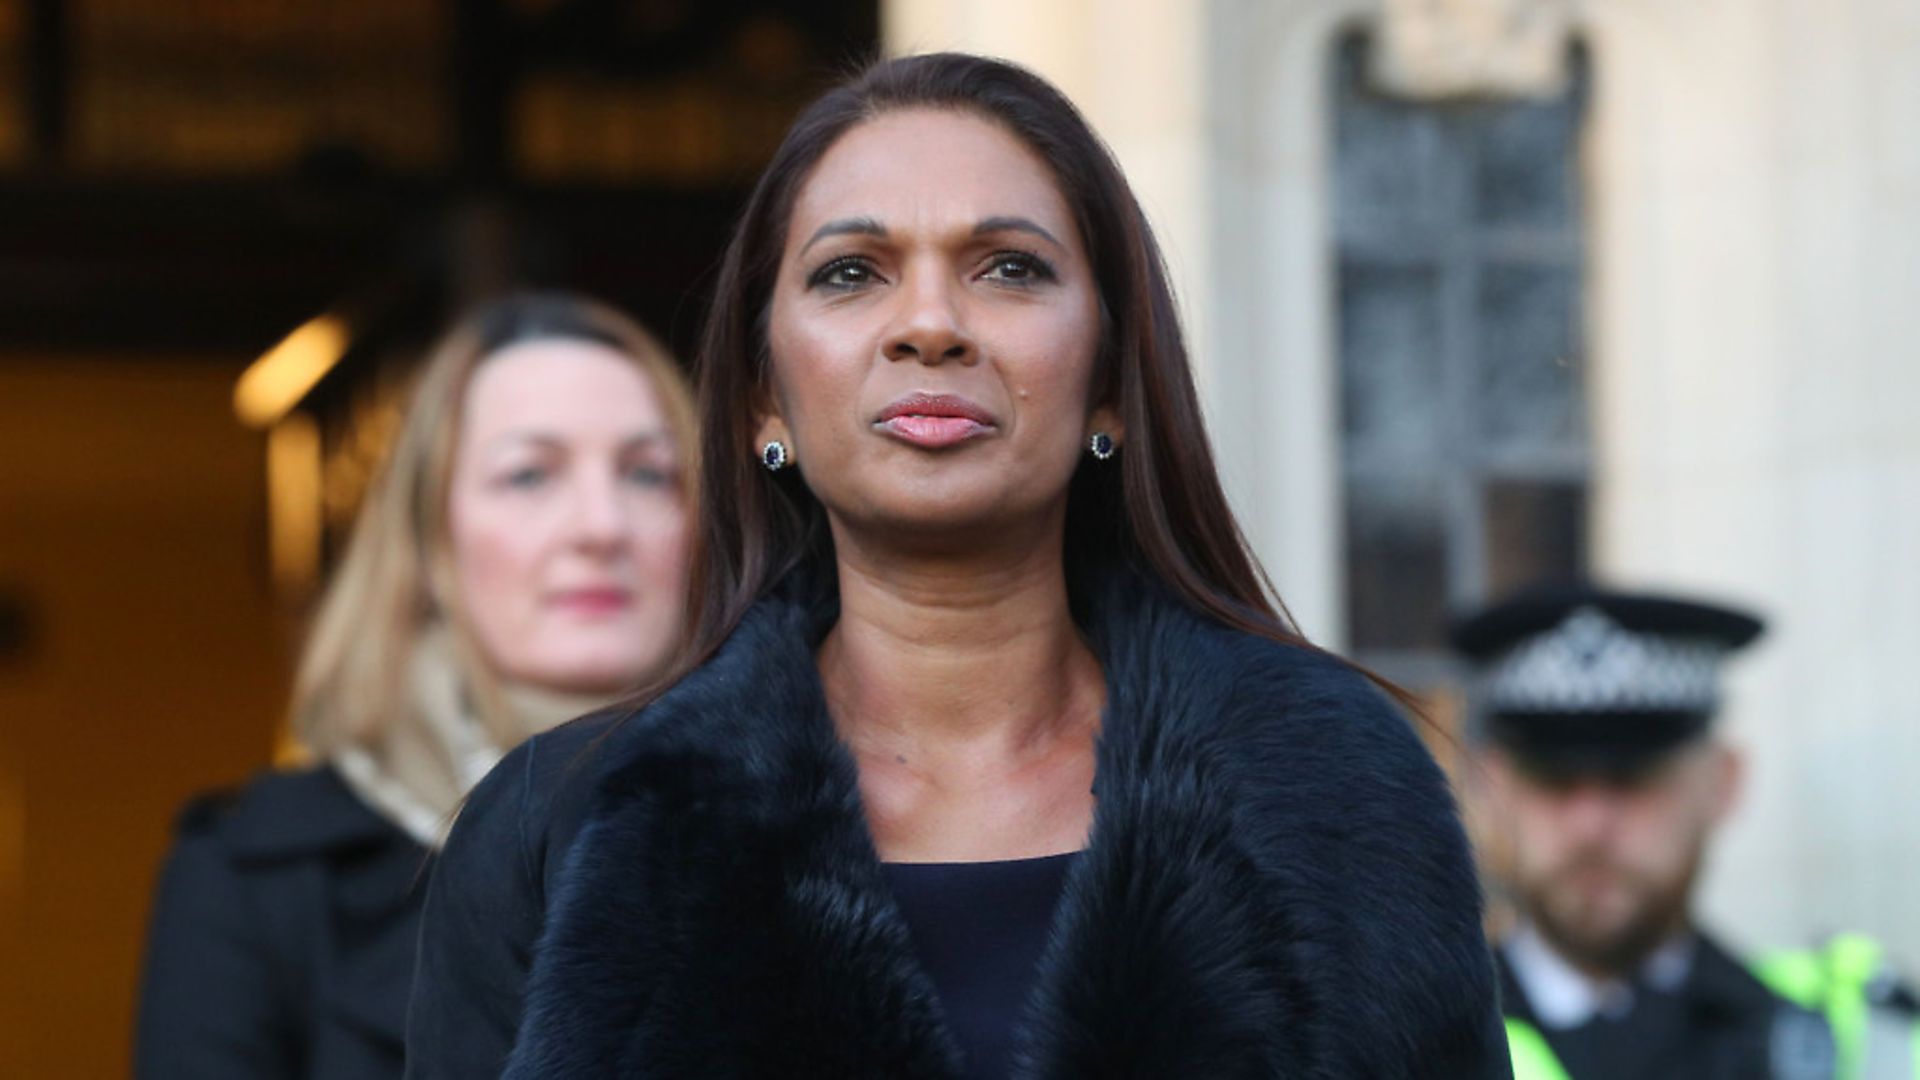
top-left (800, 216), bottom-right (887, 257)
top-left (619, 432), bottom-right (674, 452)
top-left (798, 214), bottom-right (1063, 257)
top-left (482, 430), bottom-right (671, 452)
top-left (973, 215), bottom-right (1061, 247)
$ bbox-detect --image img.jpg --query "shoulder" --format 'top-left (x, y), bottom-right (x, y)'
top-left (1195, 624), bottom-right (1449, 803)
top-left (1095, 577), bottom-right (1457, 824)
top-left (166, 764), bottom-right (401, 865)
top-left (146, 770), bottom-right (389, 987)
top-left (1206, 634), bottom-right (1472, 894)
top-left (409, 710), bottom-right (626, 1069)
top-left (1699, 933), bottom-right (1809, 1016)
top-left (1100, 581), bottom-right (1471, 888)
top-left (446, 708), bottom-right (624, 893)
top-left (507, 707), bottom-right (624, 837)
top-left (1108, 597), bottom-right (1505, 1068)
top-left (1228, 637), bottom-right (1504, 1067)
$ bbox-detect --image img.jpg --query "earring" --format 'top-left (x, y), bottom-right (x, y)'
top-left (760, 440), bottom-right (790, 471)
top-left (1088, 432), bottom-right (1116, 461)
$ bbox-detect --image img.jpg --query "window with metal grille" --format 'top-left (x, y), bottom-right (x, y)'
top-left (1333, 33), bottom-right (1591, 714)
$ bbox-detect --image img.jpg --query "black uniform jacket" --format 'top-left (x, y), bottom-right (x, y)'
top-left (407, 565), bottom-right (1511, 1078)
top-left (136, 765), bottom-right (429, 1079)
top-left (1498, 932), bottom-right (1834, 1079)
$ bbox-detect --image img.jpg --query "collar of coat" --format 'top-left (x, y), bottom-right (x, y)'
top-left (1498, 928), bottom-right (1797, 1030)
top-left (507, 560), bottom-right (1503, 1078)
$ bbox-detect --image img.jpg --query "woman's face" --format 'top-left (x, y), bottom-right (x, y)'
top-left (448, 340), bottom-right (690, 694)
top-left (763, 108), bottom-right (1114, 546)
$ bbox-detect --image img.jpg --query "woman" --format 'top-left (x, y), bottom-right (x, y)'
top-left (135, 293), bottom-right (696, 1079)
top-left (408, 55), bottom-right (1508, 1079)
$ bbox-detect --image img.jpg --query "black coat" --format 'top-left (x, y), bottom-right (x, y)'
top-left (407, 567), bottom-right (1510, 1078)
top-left (136, 765), bottom-right (429, 1080)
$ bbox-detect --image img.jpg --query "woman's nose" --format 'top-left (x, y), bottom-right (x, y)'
top-left (883, 272), bottom-right (975, 365)
top-left (564, 472), bottom-right (630, 550)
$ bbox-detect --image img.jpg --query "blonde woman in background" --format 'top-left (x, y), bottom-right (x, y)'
top-left (135, 293), bottom-right (696, 1080)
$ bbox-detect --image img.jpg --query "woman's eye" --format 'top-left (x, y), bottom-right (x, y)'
top-left (624, 464), bottom-right (675, 489)
top-left (807, 256), bottom-right (881, 290)
top-left (502, 466), bottom-right (548, 489)
top-left (981, 251), bottom-right (1057, 284)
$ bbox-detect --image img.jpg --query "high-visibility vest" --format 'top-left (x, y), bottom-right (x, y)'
top-left (1504, 934), bottom-right (1918, 1080)
top-left (1504, 1018), bottom-right (1573, 1080)
top-left (1755, 934), bottom-right (1920, 1080)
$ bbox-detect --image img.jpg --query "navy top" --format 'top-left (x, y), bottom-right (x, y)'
top-left (880, 853), bottom-right (1079, 1080)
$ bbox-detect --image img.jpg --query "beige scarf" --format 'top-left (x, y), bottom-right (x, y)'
top-left (331, 625), bottom-right (609, 848)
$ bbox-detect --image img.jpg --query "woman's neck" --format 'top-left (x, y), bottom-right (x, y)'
top-left (818, 535), bottom-right (1103, 767)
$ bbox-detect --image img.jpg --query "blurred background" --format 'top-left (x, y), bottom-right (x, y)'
top-left (1, 0), bottom-right (1915, 1075)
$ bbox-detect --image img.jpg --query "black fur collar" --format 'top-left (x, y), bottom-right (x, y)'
top-left (506, 566), bottom-right (1505, 1078)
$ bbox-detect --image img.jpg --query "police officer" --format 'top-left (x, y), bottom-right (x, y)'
top-left (1451, 585), bottom-right (1883, 1080)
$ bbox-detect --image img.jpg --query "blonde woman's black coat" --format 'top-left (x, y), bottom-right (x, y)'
top-left (137, 767), bottom-right (427, 1079)
top-left (406, 568), bottom-right (1511, 1078)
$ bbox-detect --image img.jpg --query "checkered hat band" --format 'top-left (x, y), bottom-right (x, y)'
top-left (1486, 607), bottom-right (1728, 715)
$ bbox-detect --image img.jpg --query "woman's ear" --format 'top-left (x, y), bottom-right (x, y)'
top-left (751, 377), bottom-right (790, 452)
top-left (1086, 403), bottom-right (1125, 447)
top-left (754, 413), bottom-right (789, 451)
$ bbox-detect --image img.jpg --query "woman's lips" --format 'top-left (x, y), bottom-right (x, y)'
top-left (875, 393), bottom-right (997, 449)
top-left (548, 587), bottom-right (634, 616)
top-left (879, 414), bottom-right (990, 447)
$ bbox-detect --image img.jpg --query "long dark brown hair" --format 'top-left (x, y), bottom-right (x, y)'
top-left (653, 52), bottom-right (1344, 707)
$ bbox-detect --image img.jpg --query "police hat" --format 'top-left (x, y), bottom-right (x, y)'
top-left (1449, 585), bottom-right (1764, 773)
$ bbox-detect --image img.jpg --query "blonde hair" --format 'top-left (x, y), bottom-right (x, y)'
top-left (290, 292), bottom-right (696, 757)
